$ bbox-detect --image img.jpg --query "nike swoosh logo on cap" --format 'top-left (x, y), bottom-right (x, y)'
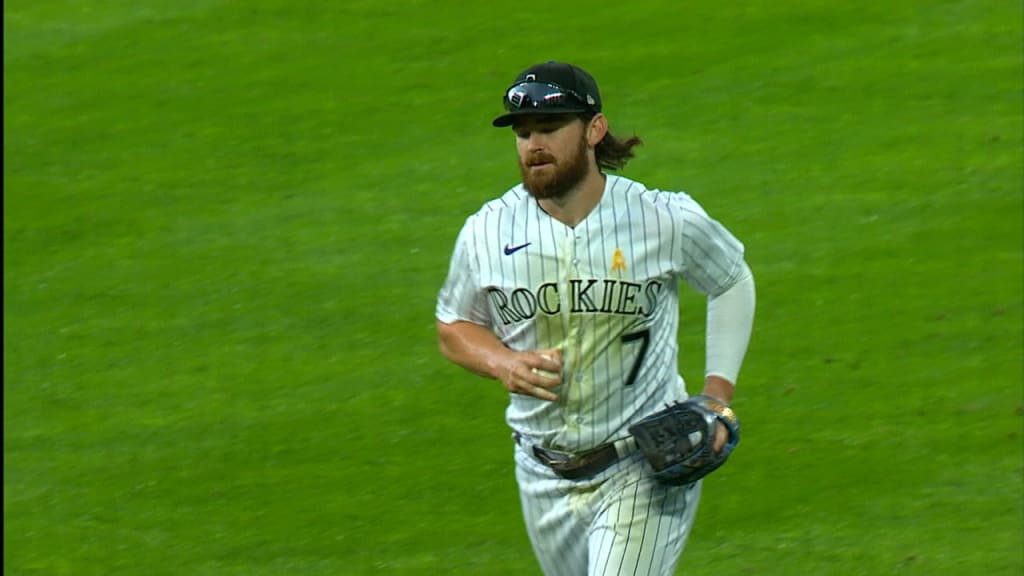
top-left (503, 242), bottom-right (531, 255)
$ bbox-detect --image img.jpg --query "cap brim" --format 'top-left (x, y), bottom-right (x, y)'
top-left (491, 107), bottom-right (588, 127)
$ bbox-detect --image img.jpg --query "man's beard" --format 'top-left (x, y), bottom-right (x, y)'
top-left (519, 136), bottom-right (590, 200)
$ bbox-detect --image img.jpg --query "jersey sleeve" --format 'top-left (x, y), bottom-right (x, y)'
top-left (669, 193), bottom-right (746, 297)
top-left (435, 216), bottom-right (492, 326)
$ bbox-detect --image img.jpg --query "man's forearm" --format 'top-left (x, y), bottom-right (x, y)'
top-left (437, 319), bottom-right (511, 380)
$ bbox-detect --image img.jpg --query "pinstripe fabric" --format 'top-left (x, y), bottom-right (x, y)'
top-left (436, 174), bottom-right (744, 575)
top-left (437, 175), bottom-right (744, 449)
top-left (515, 445), bottom-right (701, 576)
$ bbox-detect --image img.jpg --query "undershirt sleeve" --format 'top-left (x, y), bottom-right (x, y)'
top-left (704, 261), bottom-right (756, 384)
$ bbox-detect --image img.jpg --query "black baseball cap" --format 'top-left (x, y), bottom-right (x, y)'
top-left (491, 61), bottom-right (602, 127)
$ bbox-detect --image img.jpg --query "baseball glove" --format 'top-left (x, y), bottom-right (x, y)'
top-left (628, 395), bottom-right (741, 486)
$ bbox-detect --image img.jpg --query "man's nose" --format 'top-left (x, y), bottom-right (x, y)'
top-left (527, 131), bottom-right (548, 150)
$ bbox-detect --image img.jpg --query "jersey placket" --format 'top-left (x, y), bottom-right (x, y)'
top-left (559, 229), bottom-right (589, 432)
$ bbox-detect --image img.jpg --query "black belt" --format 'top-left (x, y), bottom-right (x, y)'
top-left (515, 432), bottom-right (623, 480)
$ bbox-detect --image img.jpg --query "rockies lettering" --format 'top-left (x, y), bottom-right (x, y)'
top-left (486, 279), bottom-right (663, 324)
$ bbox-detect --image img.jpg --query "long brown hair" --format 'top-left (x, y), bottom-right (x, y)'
top-left (595, 130), bottom-right (642, 172)
top-left (581, 114), bottom-right (642, 171)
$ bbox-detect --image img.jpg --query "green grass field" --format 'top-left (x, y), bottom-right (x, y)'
top-left (4, 1), bottom-right (1022, 574)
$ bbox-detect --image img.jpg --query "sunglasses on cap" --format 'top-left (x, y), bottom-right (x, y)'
top-left (503, 81), bottom-right (596, 113)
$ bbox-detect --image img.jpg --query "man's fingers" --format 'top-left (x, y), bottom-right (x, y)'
top-left (526, 370), bottom-right (561, 388)
top-left (535, 349), bottom-right (563, 372)
top-left (527, 385), bottom-right (559, 402)
top-left (537, 348), bottom-right (562, 358)
top-left (529, 351), bottom-right (562, 382)
top-left (712, 422), bottom-right (729, 453)
top-left (516, 378), bottom-right (559, 401)
top-left (503, 364), bottom-right (560, 401)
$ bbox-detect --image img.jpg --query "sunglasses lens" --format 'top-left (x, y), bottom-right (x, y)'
top-left (504, 82), bottom-right (581, 112)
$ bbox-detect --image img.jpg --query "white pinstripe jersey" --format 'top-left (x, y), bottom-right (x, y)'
top-left (437, 174), bottom-right (745, 453)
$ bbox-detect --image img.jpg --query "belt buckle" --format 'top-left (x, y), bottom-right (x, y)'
top-left (532, 445), bottom-right (576, 469)
top-left (533, 444), bottom-right (616, 479)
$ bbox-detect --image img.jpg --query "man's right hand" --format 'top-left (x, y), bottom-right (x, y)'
top-left (499, 349), bottom-right (563, 401)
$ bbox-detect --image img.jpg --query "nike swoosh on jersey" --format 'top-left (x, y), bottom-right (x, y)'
top-left (503, 242), bottom-right (531, 255)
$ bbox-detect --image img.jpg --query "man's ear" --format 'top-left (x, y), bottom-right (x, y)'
top-left (586, 114), bottom-right (608, 147)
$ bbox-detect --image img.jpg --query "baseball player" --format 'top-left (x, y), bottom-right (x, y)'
top-left (435, 61), bottom-right (756, 576)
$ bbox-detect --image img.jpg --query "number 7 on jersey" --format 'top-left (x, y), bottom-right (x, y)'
top-left (621, 328), bottom-right (650, 387)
